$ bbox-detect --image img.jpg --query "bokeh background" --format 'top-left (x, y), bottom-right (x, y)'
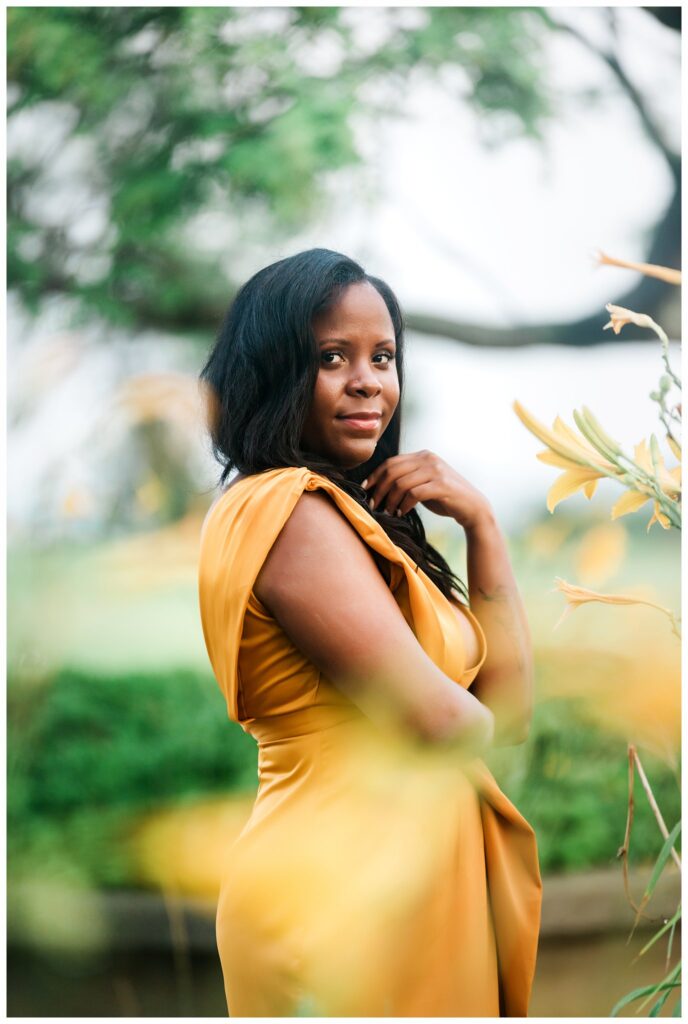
top-left (7, 6), bottom-right (681, 1017)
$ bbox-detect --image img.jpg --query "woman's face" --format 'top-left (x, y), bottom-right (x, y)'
top-left (301, 281), bottom-right (400, 469)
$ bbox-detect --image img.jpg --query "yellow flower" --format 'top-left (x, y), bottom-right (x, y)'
top-left (632, 437), bottom-right (681, 498)
top-left (538, 630), bottom-right (680, 769)
top-left (551, 577), bottom-right (680, 637)
top-left (612, 492), bottom-right (673, 533)
top-left (515, 402), bottom-right (680, 529)
top-left (602, 303), bottom-right (659, 336)
top-left (646, 501), bottom-right (671, 531)
top-left (666, 434), bottom-right (681, 462)
top-left (607, 437), bottom-right (679, 531)
top-left (513, 401), bottom-right (616, 470)
top-left (513, 402), bottom-right (621, 512)
top-left (574, 522), bottom-right (627, 587)
top-left (594, 250), bottom-right (682, 286)
top-left (544, 465), bottom-right (606, 513)
top-left (610, 488), bottom-right (652, 520)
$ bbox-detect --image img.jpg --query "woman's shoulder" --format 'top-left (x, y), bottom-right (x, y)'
top-left (204, 466), bottom-right (310, 525)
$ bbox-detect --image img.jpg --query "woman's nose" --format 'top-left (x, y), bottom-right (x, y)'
top-left (347, 365), bottom-right (381, 395)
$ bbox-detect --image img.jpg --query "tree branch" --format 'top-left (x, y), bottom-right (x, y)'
top-left (548, 11), bottom-right (679, 179)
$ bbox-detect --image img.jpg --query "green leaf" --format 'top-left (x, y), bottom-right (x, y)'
top-left (635, 962), bottom-right (682, 1015)
top-left (642, 821), bottom-right (681, 904)
top-left (649, 987), bottom-right (673, 1016)
top-left (637, 901), bottom-right (681, 959)
top-left (610, 978), bottom-right (680, 1017)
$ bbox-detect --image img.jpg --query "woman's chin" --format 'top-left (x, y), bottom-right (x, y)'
top-left (337, 440), bottom-right (377, 469)
top-left (304, 437), bottom-right (378, 470)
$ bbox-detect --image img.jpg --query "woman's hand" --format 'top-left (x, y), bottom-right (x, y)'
top-left (361, 450), bottom-right (492, 531)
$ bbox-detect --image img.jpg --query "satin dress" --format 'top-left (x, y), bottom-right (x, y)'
top-left (198, 466), bottom-right (542, 1017)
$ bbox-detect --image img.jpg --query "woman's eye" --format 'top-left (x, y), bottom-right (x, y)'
top-left (320, 350), bottom-right (396, 365)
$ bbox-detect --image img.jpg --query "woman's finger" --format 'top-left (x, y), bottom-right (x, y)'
top-left (365, 454), bottom-right (426, 510)
top-left (397, 481), bottom-right (442, 517)
top-left (379, 468), bottom-right (434, 516)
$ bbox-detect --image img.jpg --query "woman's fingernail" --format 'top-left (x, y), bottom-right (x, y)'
top-left (396, 509), bottom-right (402, 517)
top-left (368, 497), bottom-right (375, 510)
top-left (361, 478), bottom-right (368, 488)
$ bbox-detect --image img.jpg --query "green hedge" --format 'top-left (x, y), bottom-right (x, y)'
top-left (8, 667), bottom-right (680, 888)
top-left (489, 696), bottom-right (681, 873)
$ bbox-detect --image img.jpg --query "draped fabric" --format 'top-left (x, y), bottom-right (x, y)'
top-left (198, 466), bottom-right (542, 1016)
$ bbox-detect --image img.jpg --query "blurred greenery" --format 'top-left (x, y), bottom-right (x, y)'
top-left (7, 667), bottom-right (258, 888)
top-left (8, 6), bottom-right (557, 334)
top-left (7, 505), bottom-right (681, 892)
top-left (7, 661), bottom-right (680, 891)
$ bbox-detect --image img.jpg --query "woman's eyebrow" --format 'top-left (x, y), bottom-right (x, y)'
top-left (317, 337), bottom-right (396, 347)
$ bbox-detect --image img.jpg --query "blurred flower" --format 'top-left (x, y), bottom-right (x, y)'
top-left (9, 876), bottom-right (109, 954)
top-left (524, 518), bottom-right (577, 559)
top-left (574, 521), bottom-right (627, 586)
top-left (61, 485), bottom-right (95, 519)
top-left (538, 632), bottom-right (680, 771)
top-left (116, 372), bottom-right (204, 428)
top-left (594, 250), bottom-right (682, 286)
top-left (135, 472), bottom-right (165, 515)
top-left (130, 795), bottom-right (256, 901)
top-left (551, 577), bottom-right (680, 638)
top-left (603, 303), bottom-right (662, 336)
top-left (96, 510), bottom-right (205, 591)
top-left (667, 434), bottom-right (681, 462)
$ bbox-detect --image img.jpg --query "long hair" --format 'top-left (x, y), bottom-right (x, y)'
top-left (199, 247), bottom-right (468, 603)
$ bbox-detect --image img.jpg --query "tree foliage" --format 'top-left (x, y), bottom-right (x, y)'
top-left (8, 6), bottom-right (556, 334)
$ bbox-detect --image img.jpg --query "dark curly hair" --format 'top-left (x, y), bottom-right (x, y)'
top-left (199, 247), bottom-right (468, 603)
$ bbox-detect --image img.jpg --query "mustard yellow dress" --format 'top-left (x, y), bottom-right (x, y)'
top-left (198, 466), bottom-right (542, 1017)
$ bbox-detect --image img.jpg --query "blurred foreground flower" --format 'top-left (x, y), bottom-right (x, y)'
top-left (9, 876), bottom-right (109, 954)
top-left (131, 795), bottom-right (255, 901)
top-left (550, 577), bottom-right (680, 640)
top-left (574, 521), bottom-right (627, 586)
top-left (538, 630), bottom-right (680, 771)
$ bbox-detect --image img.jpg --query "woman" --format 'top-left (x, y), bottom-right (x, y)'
top-left (198, 248), bottom-right (542, 1017)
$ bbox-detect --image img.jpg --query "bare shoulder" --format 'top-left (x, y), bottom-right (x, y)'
top-left (251, 489), bottom-right (490, 743)
top-left (271, 488), bottom-right (351, 538)
top-left (254, 489), bottom-right (383, 607)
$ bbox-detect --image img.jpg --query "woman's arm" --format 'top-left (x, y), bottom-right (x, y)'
top-left (254, 490), bottom-right (495, 756)
top-left (351, 448), bottom-right (533, 747)
top-left (463, 509), bottom-right (534, 746)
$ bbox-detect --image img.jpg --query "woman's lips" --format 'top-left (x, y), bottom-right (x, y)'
top-left (336, 415), bottom-right (381, 432)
